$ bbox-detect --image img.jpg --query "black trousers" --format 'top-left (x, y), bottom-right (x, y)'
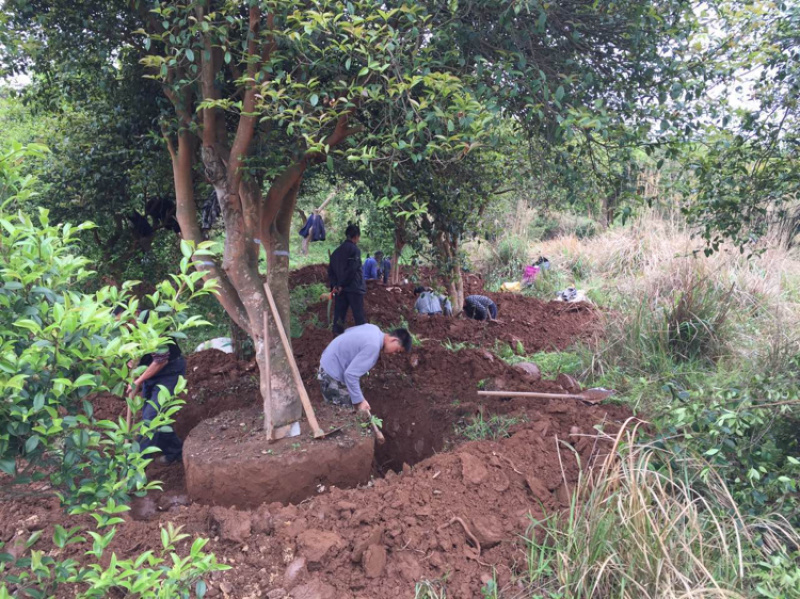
top-left (139, 358), bottom-right (185, 463)
top-left (332, 292), bottom-right (366, 336)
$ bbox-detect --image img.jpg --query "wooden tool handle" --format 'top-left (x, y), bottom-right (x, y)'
top-left (477, 390), bottom-right (587, 400)
top-left (366, 410), bottom-right (385, 445)
top-left (263, 283), bottom-right (325, 437)
top-left (263, 311), bottom-right (274, 441)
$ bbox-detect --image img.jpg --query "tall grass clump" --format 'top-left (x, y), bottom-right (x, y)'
top-left (485, 234), bottom-right (529, 287)
top-left (528, 212), bottom-right (800, 385)
top-left (519, 422), bottom-right (800, 599)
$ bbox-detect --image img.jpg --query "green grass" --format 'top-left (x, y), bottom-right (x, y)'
top-left (515, 425), bottom-right (800, 599)
top-left (289, 282), bottom-right (328, 337)
top-left (456, 412), bottom-right (520, 441)
top-left (415, 579), bottom-right (448, 599)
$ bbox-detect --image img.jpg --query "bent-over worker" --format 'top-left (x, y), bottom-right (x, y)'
top-left (317, 324), bottom-right (411, 413)
top-left (414, 286), bottom-right (453, 316)
top-left (463, 294), bottom-right (498, 321)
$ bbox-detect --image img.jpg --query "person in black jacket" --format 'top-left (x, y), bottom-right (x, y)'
top-left (328, 224), bottom-right (367, 336)
top-left (115, 307), bottom-right (186, 464)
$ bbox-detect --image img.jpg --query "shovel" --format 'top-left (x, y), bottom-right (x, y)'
top-left (478, 388), bottom-right (615, 406)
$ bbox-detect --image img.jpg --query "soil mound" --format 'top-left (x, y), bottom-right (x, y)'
top-left (290, 264), bottom-right (328, 287)
top-left (300, 278), bottom-right (598, 355)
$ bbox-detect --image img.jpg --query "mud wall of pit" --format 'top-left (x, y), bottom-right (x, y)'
top-left (183, 409), bottom-right (375, 509)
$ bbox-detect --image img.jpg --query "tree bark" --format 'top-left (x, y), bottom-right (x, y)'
top-left (229, 315), bottom-right (253, 361)
top-left (391, 223), bottom-right (406, 285)
top-left (436, 232), bottom-right (464, 314)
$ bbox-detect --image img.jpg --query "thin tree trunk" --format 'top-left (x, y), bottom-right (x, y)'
top-left (391, 223), bottom-right (405, 285)
top-left (230, 316), bottom-right (253, 361)
top-left (437, 233), bottom-right (464, 314)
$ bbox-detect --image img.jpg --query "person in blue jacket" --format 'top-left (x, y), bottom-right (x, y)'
top-left (363, 253), bottom-right (379, 281)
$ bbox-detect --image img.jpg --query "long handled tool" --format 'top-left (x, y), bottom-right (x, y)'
top-left (263, 311), bottom-right (274, 441)
top-left (365, 409), bottom-right (385, 445)
top-left (263, 283), bottom-right (328, 438)
top-left (477, 388), bottom-right (615, 405)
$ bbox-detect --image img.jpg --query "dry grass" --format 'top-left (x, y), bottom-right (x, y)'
top-left (517, 420), bottom-right (799, 599)
top-left (528, 213), bottom-right (800, 377)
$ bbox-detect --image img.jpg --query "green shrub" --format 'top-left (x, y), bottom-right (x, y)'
top-left (655, 363), bottom-right (800, 523)
top-left (290, 282), bottom-right (328, 337)
top-left (0, 144), bottom-right (226, 598)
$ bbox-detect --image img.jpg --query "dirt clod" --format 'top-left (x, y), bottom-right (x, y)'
top-left (298, 529), bottom-right (345, 565)
top-left (469, 515), bottom-right (506, 549)
top-left (514, 362), bottom-right (542, 381)
top-left (362, 544), bottom-right (388, 578)
top-left (210, 506), bottom-right (252, 543)
top-left (291, 578), bottom-right (337, 599)
top-left (460, 453), bottom-right (489, 485)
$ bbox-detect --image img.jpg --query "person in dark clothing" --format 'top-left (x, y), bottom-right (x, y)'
top-left (376, 251), bottom-right (391, 284)
top-left (328, 224), bottom-right (367, 336)
top-left (115, 307), bottom-right (186, 464)
top-left (463, 295), bottom-right (498, 321)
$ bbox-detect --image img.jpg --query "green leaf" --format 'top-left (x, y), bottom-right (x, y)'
top-left (0, 458), bottom-right (15, 476)
top-left (186, 48), bottom-right (195, 62)
top-left (224, 51), bottom-right (231, 64)
top-left (180, 240), bottom-right (193, 258)
top-left (310, 94), bottom-right (319, 107)
top-left (25, 435), bottom-right (40, 454)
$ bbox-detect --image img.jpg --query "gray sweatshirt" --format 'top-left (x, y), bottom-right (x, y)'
top-left (319, 324), bottom-right (383, 404)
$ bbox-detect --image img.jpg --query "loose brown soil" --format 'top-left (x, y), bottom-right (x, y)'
top-left (0, 264), bottom-right (631, 599)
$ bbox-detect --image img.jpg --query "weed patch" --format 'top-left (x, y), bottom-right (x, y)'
top-left (456, 412), bottom-right (520, 441)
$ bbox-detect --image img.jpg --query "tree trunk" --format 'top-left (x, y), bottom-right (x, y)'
top-left (230, 316), bottom-right (253, 361)
top-left (391, 223), bottom-right (405, 285)
top-left (302, 226), bottom-right (312, 255)
top-left (436, 233), bottom-right (464, 314)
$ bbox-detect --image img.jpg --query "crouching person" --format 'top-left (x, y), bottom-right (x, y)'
top-left (116, 307), bottom-right (185, 465)
top-left (317, 324), bottom-right (412, 412)
top-left (463, 294), bottom-right (498, 321)
top-left (414, 286), bottom-right (453, 316)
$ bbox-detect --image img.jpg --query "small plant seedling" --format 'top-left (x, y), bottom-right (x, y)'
top-left (291, 442), bottom-right (301, 450)
top-left (360, 415), bottom-right (383, 429)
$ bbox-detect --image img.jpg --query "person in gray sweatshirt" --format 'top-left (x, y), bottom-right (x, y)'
top-left (318, 324), bottom-right (412, 413)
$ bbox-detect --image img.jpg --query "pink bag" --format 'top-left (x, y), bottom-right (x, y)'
top-left (523, 265), bottom-right (540, 284)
